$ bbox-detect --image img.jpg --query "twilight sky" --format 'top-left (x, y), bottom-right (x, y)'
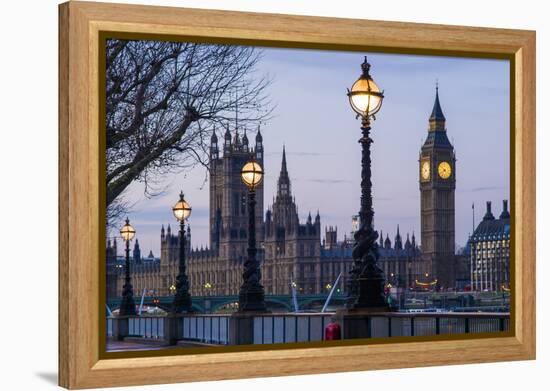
top-left (111, 47), bottom-right (510, 257)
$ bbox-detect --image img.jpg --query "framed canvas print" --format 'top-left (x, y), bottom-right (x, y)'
top-left (58, 1), bottom-right (536, 389)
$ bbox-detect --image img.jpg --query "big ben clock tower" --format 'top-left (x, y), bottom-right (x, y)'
top-left (419, 86), bottom-right (456, 288)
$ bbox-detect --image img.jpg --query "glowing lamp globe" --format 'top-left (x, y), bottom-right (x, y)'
top-left (120, 218), bottom-right (136, 242)
top-left (241, 161), bottom-right (264, 189)
top-left (172, 192), bottom-right (192, 222)
top-left (347, 56), bottom-right (384, 119)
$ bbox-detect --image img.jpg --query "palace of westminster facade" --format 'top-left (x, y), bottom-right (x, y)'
top-left (107, 88), bottom-right (509, 300)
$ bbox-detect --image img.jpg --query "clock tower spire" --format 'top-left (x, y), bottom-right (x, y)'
top-left (419, 85), bottom-right (456, 288)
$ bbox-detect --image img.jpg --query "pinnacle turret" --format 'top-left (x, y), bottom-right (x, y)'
top-left (242, 129), bottom-right (249, 151)
top-left (384, 234), bottom-right (391, 250)
top-left (483, 201), bottom-right (495, 221)
top-left (276, 145), bottom-right (291, 198)
top-left (254, 125), bottom-right (263, 160)
top-left (233, 129), bottom-right (241, 147)
top-left (405, 233), bottom-right (411, 250)
top-left (499, 200), bottom-right (510, 219)
top-left (210, 127), bottom-right (219, 160)
top-left (281, 145), bottom-right (288, 175)
top-left (224, 125), bottom-right (232, 152)
top-left (256, 126), bottom-right (263, 142)
top-left (394, 225), bottom-right (403, 250)
top-left (429, 83), bottom-right (446, 131)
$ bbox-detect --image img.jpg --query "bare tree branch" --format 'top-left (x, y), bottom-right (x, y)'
top-left (105, 39), bottom-right (273, 226)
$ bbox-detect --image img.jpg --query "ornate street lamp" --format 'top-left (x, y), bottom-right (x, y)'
top-left (171, 191), bottom-right (193, 313)
top-left (119, 218), bottom-right (137, 316)
top-left (238, 159), bottom-right (267, 312)
top-left (348, 58), bottom-right (384, 120)
top-left (346, 56), bottom-right (387, 309)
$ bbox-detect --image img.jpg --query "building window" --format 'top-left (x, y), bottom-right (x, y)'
top-left (241, 192), bottom-right (246, 215)
top-left (233, 193), bottom-right (239, 216)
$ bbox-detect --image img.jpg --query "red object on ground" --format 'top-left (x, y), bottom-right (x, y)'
top-left (325, 322), bottom-right (341, 340)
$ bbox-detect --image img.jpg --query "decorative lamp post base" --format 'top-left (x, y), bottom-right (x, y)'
top-left (350, 265), bottom-right (387, 309)
top-left (119, 302), bottom-right (137, 317)
top-left (336, 307), bottom-right (391, 340)
top-left (119, 283), bottom-right (137, 317)
top-left (238, 285), bottom-right (268, 313)
top-left (338, 265), bottom-right (390, 340)
top-left (339, 264), bottom-right (391, 340)
top-left (172, 292), bottom-right (192, 313)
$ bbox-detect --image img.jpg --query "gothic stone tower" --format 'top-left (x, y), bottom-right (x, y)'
top-left (419, 86), bottom-right (456, 288)
top-left (264, 146), bottom-right (321, 294)
top-left (209, 125), bottom-right (265, 261)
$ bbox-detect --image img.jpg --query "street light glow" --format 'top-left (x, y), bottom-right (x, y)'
top-left (241, 161), bottom-right (264, 189)
top-left (347, 56), bottom-right (384, 119)
top-left (120, 218), bottom-right (136, 242)
top-left (172, 191), bottom-right (192, 222)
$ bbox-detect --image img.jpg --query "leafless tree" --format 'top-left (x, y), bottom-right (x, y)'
top-left (106, 39), bottom-right (272, 226)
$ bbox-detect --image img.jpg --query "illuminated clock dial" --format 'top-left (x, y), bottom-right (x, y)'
top-left (421, 161), bottom-right (430, 181)
top-left (438, 161), bottom-right (452, 179)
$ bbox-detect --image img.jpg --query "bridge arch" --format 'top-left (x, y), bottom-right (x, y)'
top-left (208, 297), bottom-right (293, 312)
top-left (298, 298), bottom-right (325, 310)
top-left (210, 298), bottom-right (239, 313)
top-left (107, 295), bottom-right (346, 314)
top-left (298, 296), bottom-right (347, 311)
top-left (265, 298), bottom-right (292, 311)
top-left (106, 299), bottom-right (205, 314)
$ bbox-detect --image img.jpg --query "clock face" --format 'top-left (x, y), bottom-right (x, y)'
top-left (421, 161), bottom-right (430, 181)
top-left (438, 161), bottom-right (452, 179)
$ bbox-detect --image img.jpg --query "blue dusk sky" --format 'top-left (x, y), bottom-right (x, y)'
top-left (112, 47), bottom-right (510, 257)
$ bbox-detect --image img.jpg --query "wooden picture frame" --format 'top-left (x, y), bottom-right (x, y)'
top-left (59, 1), bottom-right (536, 389)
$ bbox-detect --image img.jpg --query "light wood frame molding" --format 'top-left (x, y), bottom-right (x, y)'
top-left (59, 1), bottom-right (536, 389)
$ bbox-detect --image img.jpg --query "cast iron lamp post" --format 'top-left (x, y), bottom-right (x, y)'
top-left (171, 191), bottom-right (193, 313)
top-left (238, 159), bottom-right (267, 312)
top-left (119, 218), bottom-right (137, 316)
top-left (346, 56), bottom-right (387, 309)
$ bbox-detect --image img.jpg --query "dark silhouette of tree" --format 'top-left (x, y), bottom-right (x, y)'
top-left (106, 39), bottom-right (272, 225)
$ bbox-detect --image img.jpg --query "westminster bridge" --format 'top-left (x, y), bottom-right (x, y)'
top-left (107, 291), bottom-right (510, 314)
top-left (107, 293), bottom-right (348, 314)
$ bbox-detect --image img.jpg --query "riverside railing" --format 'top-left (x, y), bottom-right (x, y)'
top-left (359, 312), bottom-right (510, 338)
top-left (106, 316), bottom-right (165, 339)
top-left (107, 312), bottom-right (510, 345)
top-left (180, 314), bottom-right (230, 344)
top-left (250, 313), bottom-right (333, 344)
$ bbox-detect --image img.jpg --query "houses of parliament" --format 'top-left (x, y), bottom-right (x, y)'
top-left (107, 88), bottom-right (474, 300)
